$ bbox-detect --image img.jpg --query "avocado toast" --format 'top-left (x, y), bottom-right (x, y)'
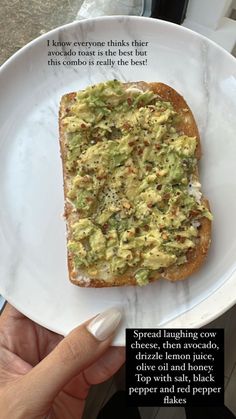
top-left (59, 80), bottom-right (212, 287)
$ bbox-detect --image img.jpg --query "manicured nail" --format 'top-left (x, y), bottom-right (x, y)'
top-left (87, 308), bottom-right (122, 341)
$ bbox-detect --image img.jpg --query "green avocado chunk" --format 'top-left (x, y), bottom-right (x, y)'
top-left (135, 269), bottom-right (150, 286)
top-left (63, 80), bottom-right (212, 285)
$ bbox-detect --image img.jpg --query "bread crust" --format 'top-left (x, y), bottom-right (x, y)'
top-left (59, 82), bottom-right (211, 287)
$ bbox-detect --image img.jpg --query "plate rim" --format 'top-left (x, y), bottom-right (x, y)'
top-left (0, 15), bottom-right (236, 345)
top-left (1, 15), bottom-right (235, 73)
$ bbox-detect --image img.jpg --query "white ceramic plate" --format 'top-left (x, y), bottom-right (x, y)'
top-left (0, 16), bottom-right (236, 345)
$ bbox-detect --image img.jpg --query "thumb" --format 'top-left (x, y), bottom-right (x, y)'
top-left (22, 307), bottom-right (122, 403)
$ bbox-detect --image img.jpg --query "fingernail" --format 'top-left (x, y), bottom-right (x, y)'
top-left (87, 308), bottom-right (122, 341)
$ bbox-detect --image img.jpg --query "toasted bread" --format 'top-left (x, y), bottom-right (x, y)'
top-left (59, 81), bottom-right (212, 287)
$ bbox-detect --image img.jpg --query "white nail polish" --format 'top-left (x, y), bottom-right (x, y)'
top-left (87, 308), bottom-right (122, 341)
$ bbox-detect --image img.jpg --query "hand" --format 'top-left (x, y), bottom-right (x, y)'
top-left (0, 304), bottom-right (124, 419)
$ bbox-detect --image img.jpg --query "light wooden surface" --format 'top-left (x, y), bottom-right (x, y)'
top-left (83, 303), bottom-right (236, 419)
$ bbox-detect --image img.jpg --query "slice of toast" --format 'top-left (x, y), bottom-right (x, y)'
top-left (59, 81), bottom-right (212, 287)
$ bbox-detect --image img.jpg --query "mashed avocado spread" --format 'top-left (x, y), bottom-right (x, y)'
top-left (62, 80), bottom-right (212, 286)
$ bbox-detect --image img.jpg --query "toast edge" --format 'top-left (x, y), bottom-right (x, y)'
top-left (59, 82), bottom-right (211, 287)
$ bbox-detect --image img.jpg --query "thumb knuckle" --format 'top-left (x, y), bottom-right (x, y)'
top-left (57, 337), bottom-right (83, 364)
top-left (55, 327), bottom-right (98, 367)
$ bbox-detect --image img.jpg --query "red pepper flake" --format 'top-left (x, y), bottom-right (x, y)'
top-left (65, 107), bottom-right (70, 113)
top-left (190, 210), bottom-right (200, 218)
top-left (147, 202), bottom-right (153, 208)
top-left (156, 184), bottom-right (162, 190)
top-left (171, 207), bottom-right (178, 215)
top-left (138, 149), bottom-right (144, 155)
top-left (123, 122), bottom-right (131, 130)
top-left (135, 227), bottom-right (141, 234)
top-left (102, 223), bottom-right (109, 232)
top-left (128, 141), bottom-right (135, 146)
top-left (163, 193), bottom-right (170, 200)
top-left (127, 97), bottom-right (132, 106)
top-left (155, 144), bottom-right (161, 150)
top-left (127, 166), bottom-right (135, 174)
top-left (176, 235), bottom-right (185, 243)
top-left (80, 123), bottom-right (86, 129)
top-left (68, 93), bottom-right (75, 101)
top-left (83, 175), bottom-right (91, 182)
top-left (143, 225), bottom-right (150, 231)
top-left (144, 141), bottom-right (150, 146)
top-left (85, 197), bottom-right (93, 203)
